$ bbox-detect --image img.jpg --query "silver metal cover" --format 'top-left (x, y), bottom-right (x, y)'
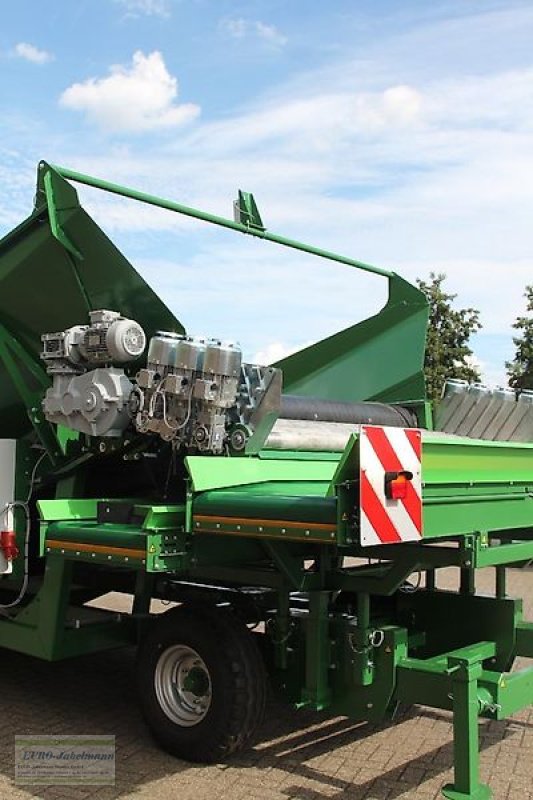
top-left (148, 334), bottom-right (205, 371)
top-left (203, 340), bottom-right (242, 377)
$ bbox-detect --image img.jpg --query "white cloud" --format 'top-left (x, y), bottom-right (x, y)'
top-left (253, 341), bottom-right (313, 365)
top-left (223, 18), bottom-right (247, 38)
top-left (355, 85), bottom-right (423, 130)
top-left (254, 22), bottom-right (288, 47)
top-left (59, 51), bottom-right (200, 133)
top-left (13, 42), bottom-right (53, 64)
top-left (114, 0), bottom-right (170, 17)
top-left (221, 18), bottom-right (287, 47)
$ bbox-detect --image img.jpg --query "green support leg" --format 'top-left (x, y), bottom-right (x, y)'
top-left (354, 592), bottom-right (374, 686)
top-left (133, 572), bottom-right (155, 640)
top-left (273, 588), bottom-right (291, 670)
top-left (39, 558), bottom-right (73, 659)
top-left (495, 567), bottom-right (506, 599)
top-left (300, 591), bottom-right (331, 710)
top-left (442, 654), bottom-right (492, 800)
top-left (460, 567), bottom-right (475, 595)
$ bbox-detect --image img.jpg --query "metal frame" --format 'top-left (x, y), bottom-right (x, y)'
top-left (0, 163), bottom-right (530, 800)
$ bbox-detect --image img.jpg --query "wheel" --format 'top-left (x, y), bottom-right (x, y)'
top-left (136, 604), bottom-right (267, 762)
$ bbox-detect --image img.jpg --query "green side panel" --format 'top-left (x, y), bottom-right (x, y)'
top-left (185, 454), bottom-right (338, 493)
top-left (422, 433), bottom-right (533, 485)
top-left (0, 172), bottom-right (181, 437)
top-left (193, 491), bottom-right (337, 524)
top-left (424, 497), bottom-right (533, 540)
top-left (275, 274), bottom-right (429, 404)
top-left (421, 434), bottom-right (533, 539)
top-left (38, 499), bottom-right (99, 521)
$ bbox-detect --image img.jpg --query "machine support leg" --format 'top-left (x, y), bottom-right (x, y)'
top-left (426, 569), bottom-right (436, 591)
top-left (460, 568), bottom-right (475, 595)
top-left (300, 591), bottom-right (331, 710)
top-left (274, 588), bottom-right (291, 670)
top-left (442, 655), bottom-right (491, 800)
top-left (495, 567), bottom-right (506, 599)
top-left (354, 592), bottom-right (374, 686)
top-left (38, 557), bottom-right (73, 659)
top-left (133, 572), bottom-right (154, 639)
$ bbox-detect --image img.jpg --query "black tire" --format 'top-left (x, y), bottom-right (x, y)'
top-left (136, 604), bottom-right (267, 762)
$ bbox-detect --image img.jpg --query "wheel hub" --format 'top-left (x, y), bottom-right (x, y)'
top-left (154, 644), bottom-right (212, 727)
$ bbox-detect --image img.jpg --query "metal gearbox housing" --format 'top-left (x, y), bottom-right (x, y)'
top-left (41, 309), bottom-right (145, 438)
top-left (42, 368), bottom-right (134, 437)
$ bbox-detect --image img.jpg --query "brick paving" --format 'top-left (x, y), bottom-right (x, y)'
top-left (1, 567), bottom-right (532, 800)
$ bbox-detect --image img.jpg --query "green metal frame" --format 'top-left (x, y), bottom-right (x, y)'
top-left (36, 160), bottom-right (429, 406)
top-left (0, 162), bottom-right (531, 800)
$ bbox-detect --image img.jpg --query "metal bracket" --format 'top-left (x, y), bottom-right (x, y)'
top-left (38, 162), bottom-right (83, 260)
top-left (233, 190), bottom-right (265, 231)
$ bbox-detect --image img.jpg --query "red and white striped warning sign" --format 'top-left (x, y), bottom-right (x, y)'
top-left (359, 425), bottom-right (422, 546)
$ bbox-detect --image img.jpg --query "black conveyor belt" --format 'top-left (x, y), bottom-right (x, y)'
top-left (280, 395), bottom-right (416, 428)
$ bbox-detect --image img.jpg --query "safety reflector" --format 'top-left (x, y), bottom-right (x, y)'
top-left (359, 425), bottom-right (422, 546)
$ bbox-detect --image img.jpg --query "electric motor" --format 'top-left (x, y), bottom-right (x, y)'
top-left (80, 310), bottom-right (146, 365)
top-left (41, 309), bottom-right (146, 371)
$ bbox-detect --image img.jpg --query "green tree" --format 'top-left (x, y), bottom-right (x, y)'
top-left (416, 272), bottom-right (482, 406)
top-left (506, 285), bottom-right (533, 393)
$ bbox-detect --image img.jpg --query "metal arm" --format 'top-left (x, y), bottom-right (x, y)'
top-left (49, 162), bottom-right (393, 279)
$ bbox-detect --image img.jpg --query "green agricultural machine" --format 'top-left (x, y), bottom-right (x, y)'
top-left (0, 161), bottom-right (532, 800)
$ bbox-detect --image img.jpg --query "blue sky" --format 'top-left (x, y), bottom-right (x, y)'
top-left (1, 0), bottom-right (532, 386)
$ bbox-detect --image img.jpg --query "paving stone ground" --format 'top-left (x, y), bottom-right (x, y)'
top-left (1, 567), bottom-right (532, 800)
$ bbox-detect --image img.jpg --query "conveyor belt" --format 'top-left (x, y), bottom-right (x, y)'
top-left (281, 395), bottom-right (416, 427)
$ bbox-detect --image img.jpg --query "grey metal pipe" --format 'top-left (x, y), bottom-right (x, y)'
top-left (265, 420), bottom-right (461, 453)
top-left (265, 419), bottom-right (360, 452)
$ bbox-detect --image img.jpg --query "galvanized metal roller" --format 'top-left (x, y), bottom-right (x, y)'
top-left (265, 417), bottom-right (467, 452)
top-left (266, 397), bottom-right (417, 451)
